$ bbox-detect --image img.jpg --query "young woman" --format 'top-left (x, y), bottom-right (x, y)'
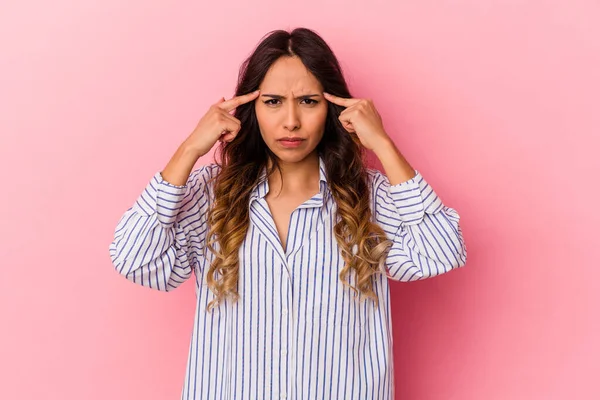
top-left (109, 27), bottom-right (467, 400)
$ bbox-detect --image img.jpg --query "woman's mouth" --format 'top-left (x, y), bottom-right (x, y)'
top-left (278, 138), bottom-right (305, 148)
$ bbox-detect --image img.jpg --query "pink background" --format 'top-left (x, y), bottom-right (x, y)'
top-left (1, 1), bottom-right (598, 399)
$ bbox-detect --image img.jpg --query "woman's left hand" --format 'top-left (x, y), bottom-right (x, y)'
top-left (323, 92), bottom-right (391, 151)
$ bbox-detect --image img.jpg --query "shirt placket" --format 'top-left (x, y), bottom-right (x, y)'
top-left (250, 192), bottom-right (327, 400)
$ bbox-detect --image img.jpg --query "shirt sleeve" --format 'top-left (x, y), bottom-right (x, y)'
top-left (369, 168), bottom-right (467, 282)
top-left (108, 164), bottom-right (216, 292)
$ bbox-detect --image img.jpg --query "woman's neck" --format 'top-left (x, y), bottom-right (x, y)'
top-left (267, 153), bottom-right (320, 196)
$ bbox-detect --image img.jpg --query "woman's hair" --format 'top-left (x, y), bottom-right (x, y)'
top-left (204, 27), bottom-right (392, 312)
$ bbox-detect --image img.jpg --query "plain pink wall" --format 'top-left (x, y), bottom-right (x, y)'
top-left (1, 1), bottom-right (598, 399)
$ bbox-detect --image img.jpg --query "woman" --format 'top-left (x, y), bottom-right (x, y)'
top-left (109, 27), bottom-right (467, 400)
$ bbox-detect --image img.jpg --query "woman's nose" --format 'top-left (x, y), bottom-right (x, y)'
top-left (283, 103), bottom-right (300, 131)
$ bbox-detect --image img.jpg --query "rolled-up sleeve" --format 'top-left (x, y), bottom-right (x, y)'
top-left (108, 165), bottom-right (215, 291)
top-left (369, 168), bottom-right (467, 282)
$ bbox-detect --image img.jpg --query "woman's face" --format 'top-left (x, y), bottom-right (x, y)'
top-left (255, 56), bottom-right (328, 164)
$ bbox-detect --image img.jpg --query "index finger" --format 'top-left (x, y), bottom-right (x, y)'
top-left (218, 90), bottom-right (261, 112)
top-left (323, 92), bottom-right (360, 107)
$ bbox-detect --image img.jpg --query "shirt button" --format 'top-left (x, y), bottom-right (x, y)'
top-left (282, 308), bottom-right (288, 315)
top-left (280, 393), bottom-right (287, 399)
top-left (282, 349), bottom-right (287, 356)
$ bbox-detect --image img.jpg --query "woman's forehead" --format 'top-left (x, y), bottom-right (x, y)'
top-left (260, 57), bottom-right (322, 92)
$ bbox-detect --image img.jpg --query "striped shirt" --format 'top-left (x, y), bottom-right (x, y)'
top-left (109, 155), bottom-right (467, 400)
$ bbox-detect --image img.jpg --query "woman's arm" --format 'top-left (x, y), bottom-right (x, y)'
top-left (108, 144), bottom-right (215, 291)
top-left (320, 92), bottom-right (467, 279)
top-left (370, 167), bottom-right (467, 281)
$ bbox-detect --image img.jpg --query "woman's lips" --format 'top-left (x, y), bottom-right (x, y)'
top-left (278, 138), bottom-right (305, 148)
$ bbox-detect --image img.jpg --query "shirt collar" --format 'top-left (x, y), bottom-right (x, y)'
top-left (249, 155), bottom-right (330, 204)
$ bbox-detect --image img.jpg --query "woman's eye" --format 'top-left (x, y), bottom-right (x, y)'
top-left (263, 99), bottom-right (319, 106)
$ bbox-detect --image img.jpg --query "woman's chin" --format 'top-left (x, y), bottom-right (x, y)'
top-left (270, 147), bottom-right (317, 164)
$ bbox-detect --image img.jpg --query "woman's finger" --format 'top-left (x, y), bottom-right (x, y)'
top-left (323, 92), bottom-right (360, 108)
top-left (220, 132), bottom-right (236, 142)
top-left (217, 89), bottom-right (261, 113)
top-left (218, 109), bottom-right (241, 128)
top-left (216, 112), bottom-right (241, 136)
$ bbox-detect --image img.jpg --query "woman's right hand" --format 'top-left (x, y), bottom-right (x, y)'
top-left (183, 89), bottom-right (261, 157)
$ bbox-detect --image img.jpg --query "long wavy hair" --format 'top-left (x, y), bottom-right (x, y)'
top-left (204, 27), bottom-right (392, 312)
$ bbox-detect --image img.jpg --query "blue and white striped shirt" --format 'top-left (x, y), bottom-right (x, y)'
top-left (109, 155), bottom-right (467, 400)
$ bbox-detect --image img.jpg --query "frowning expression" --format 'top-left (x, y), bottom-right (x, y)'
top-left (255, 55), bottom-right (328, 163)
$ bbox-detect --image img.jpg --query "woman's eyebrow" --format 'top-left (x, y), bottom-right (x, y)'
top-left (260, 94), bottom-right (321, 99)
